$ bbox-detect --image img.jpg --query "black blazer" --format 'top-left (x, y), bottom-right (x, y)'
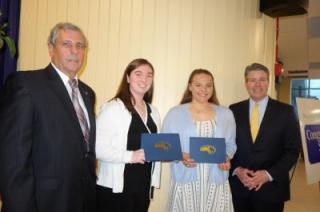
top-left (0, 64), bottom-right (96, 212)
top-left (229, 98), bottom-right (301, 202)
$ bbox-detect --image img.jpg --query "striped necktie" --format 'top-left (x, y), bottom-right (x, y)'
top-left (250, 103), bottom-right (260, 142)
top-left (69, 79), bottom-right (90, 152)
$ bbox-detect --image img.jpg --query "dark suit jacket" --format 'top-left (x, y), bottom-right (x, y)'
top-left (229, 98), bottom-right (301, 203)
top-left (0, 64), bottom-right (96, 212)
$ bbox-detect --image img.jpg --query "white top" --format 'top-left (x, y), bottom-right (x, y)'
top-left (95, 98), bottom-right (161, 193)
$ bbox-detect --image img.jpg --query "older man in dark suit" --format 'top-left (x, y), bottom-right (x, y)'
top-left (229, 63), bottom-right (301, 212)
top-left (0, 22), bottom-right (96, 212)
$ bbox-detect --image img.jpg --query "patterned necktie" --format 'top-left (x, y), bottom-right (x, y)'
top-left (250, 103), bottom-right (260, 142)
top-left (69, 79), bottom-right (90, 152)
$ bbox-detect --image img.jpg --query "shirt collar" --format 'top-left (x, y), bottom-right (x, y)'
top-left (51, 62), bottom-right (78, 86)
top-left (249, 96), bottom-right (269, 108)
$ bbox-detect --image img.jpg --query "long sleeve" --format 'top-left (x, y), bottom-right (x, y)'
top-left (95, 100), bottom-right (133, 163)
top-left (223, 109), bottom-right (237, 159)
top-left (267, 106), bottom-right (301, 181)
top-left (0, 74), bottom-right (38, 212)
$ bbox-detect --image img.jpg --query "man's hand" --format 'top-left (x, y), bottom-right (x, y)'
top-left (250, 170), bottom-right (270, 191)
top-left (235, 168), bottom-right (270, 191)
top-left (235, 167), bottom-right (255, 190)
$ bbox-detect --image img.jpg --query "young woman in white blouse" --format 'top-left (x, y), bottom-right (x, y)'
top-left (96, 58), bottom-right (161, 212)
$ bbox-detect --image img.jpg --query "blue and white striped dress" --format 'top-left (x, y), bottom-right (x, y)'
top-left (166, 120), bottom-right (234, 212)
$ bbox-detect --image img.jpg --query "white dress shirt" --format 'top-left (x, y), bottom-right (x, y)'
top-left (51, 62), bottom-right (90, 128)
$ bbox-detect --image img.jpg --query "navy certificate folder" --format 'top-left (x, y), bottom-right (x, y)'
top-left (141, 133), bottom-right (182, 161)
top-left (189, 137), bottom-right (226, 163)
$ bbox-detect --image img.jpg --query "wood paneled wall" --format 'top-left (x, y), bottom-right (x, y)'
top-left (17, 0), bottom-right (276, 211)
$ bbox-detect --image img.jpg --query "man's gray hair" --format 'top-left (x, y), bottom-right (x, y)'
top-left (47, 22), bottom-right (87, 47)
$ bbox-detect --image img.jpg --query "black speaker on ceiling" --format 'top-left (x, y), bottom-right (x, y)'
top-left (260, 0), bottom-right (308, 17)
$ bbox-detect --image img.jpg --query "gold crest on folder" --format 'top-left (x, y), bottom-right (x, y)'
top-left (154, 141), bottom-right (171, 151)
top-left (200, 145), bottom-right (216, 154)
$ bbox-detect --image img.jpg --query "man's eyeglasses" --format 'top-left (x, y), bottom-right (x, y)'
top-left (59, 40), bottom-right (86, 50)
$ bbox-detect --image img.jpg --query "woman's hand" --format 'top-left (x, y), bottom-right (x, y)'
top-left (182, 152), bottom-right (197, 168)
top-left (218, 157), bottom-right (231, 171)
top-left (131, 149), bottom-right (145, 164)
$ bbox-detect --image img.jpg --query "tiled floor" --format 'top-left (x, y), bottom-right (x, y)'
top-left (284, 160), bottom-right (320, 212)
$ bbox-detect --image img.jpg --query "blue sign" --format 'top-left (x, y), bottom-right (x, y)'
top-left (304, 125), bottom-right (320, 164)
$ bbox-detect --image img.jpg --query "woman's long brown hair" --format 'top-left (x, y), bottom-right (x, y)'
top-left (113, 58), bottom-right (155, 113)
top-left (180, 69), bottom-right (219, 105)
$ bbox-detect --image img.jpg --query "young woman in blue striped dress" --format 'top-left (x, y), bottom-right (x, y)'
top-left (162, 69), bottom-right (237, 212)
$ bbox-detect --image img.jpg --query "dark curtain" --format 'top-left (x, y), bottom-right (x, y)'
top-left (0, 0), bottom-right (21, 91)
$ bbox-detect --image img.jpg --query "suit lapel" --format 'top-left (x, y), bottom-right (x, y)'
top-left (240, 100), bottom-right (254, 144)
top-left (45, 64), bottom-right (85, 140)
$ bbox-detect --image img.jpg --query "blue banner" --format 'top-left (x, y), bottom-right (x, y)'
top-left (0, 0), bottom-right (21, 91)
top-left (304, 124), bottom-right (320, 164)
